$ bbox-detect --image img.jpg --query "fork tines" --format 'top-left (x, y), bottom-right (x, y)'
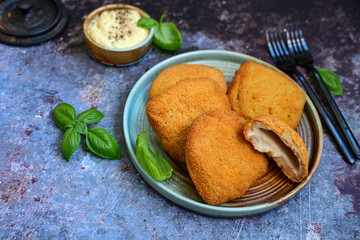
top-left (285, 24), bottom-right (309, 55)
top-left (266, 29), bottom-right (290, 61)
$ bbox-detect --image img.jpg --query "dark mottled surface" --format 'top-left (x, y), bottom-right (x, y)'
top-left (1, 0), bottom-right (359, 239)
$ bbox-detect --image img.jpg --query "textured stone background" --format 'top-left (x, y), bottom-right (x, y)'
top-left (0, 0), bottom-right (359, 239)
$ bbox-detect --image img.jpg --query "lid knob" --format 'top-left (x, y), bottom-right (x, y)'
top-left (17, 0), bottom-right (33, 14)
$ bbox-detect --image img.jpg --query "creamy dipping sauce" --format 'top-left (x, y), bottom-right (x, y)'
top-left (88, 8), bottom-right (149, 49)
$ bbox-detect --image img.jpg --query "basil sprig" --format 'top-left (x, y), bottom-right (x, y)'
top-left (315, 68), bottom-right (343, 96)
top-left (53, 103), bottom-right (121, 161)
top-left (136, 130), bottom-right (173, 181)
top-left (137, 14), bottom-right (182, 51)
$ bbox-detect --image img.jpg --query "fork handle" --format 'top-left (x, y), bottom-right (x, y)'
top-left (292, 70), bottom-right (356, 164)
top-left (309, 65), bottom-right (360, 159)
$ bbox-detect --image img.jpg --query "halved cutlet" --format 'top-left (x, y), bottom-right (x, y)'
top-left (227, 61), bottom-right (306, 129)
top-left (186, 110), bottom-right (269, 205)
top-left (149, 64), bottom-right (228, 100)
top-left (243, 115), bottom-right (309, 182)
top-left (146, 78), bottom-right (231, 163)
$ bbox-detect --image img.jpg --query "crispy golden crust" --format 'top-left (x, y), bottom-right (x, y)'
top-left (227, 61), bottom-right (306, 129)
top-left (149, 64), bottom-right (228, 100)
top-left (186, 110), bottom-right (269, 205)
top-left (146, 78), bottom-right (231, 163)
top-left (243, 115), bottom-right (309, 182)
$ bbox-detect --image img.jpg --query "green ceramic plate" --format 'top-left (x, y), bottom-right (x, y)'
top-left (123, 50), bottom-right (323, 217)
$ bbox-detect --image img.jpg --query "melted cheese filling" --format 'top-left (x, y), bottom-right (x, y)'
top-left (246, 124), bottom-right (299, 173)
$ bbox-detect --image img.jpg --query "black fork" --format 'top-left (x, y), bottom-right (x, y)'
top-left (265, 29), bottom-right (355, 164)
top-left (286, 25), bottom-right (360, 159)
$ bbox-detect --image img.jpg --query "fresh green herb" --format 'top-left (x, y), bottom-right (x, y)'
top-left (315, 68), bottom-right (343, 96)
top-left (137, 17), bottom-right (158, 28)
top-left (74, 121), bottom-right (88, 134)
top-left (53, 103), bottom-right (76, 130)
top-left (86, 128), bottom-right (121, 160)
top-left (137, 14), bottom-right (182, 51)
top-left (77, 109), bottom-right (104, 124)
top-left (136, 130), bottom-right (173, 181)
top-left (65, 121), bottom-right (76, 129)
top-left (62, 127), bottom-right (81, 161)
top-left (53, 103), bottom-right (121, 161)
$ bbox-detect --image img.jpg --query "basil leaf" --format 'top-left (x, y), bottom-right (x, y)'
top-left (77, 109), bottom-right (104, 124)
top-left (65, 121), bottom-right (76, 129)
top-left (151, 153), bottom-right (173, 179)
top-left (316, 68), bottom-right (343, 96)
top-left (136, 130), bottom-right (173, 181)
top-left (54, 103), bottom-right (76, 130)
top-left (137, 145), bottom-right (165, 181)
top-left (153, 14), bottom-right (182, 51)
top-left (74, 121), bottom-right (88, 134)
top-left (86, 128), bottom-right (121, 159)
top-left (62, 127), bottom-right (81, 161)
top-left (137, 17), bottom-right (158, 29)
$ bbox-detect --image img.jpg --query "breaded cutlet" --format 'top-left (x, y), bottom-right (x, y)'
top-left (227, 61), bottom-right (306, 129)
top-left (244, 115), bottom-right (309, 182)
top-left (149, 64), bottom-right (228, 100)
top-left (146, 78), bottom-right (231, 163)
top-left (186, 110), bottom-right (269, 205)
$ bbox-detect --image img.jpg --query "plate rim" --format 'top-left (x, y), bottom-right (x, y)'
top-left (123, 49), bottom-right (323, 217)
